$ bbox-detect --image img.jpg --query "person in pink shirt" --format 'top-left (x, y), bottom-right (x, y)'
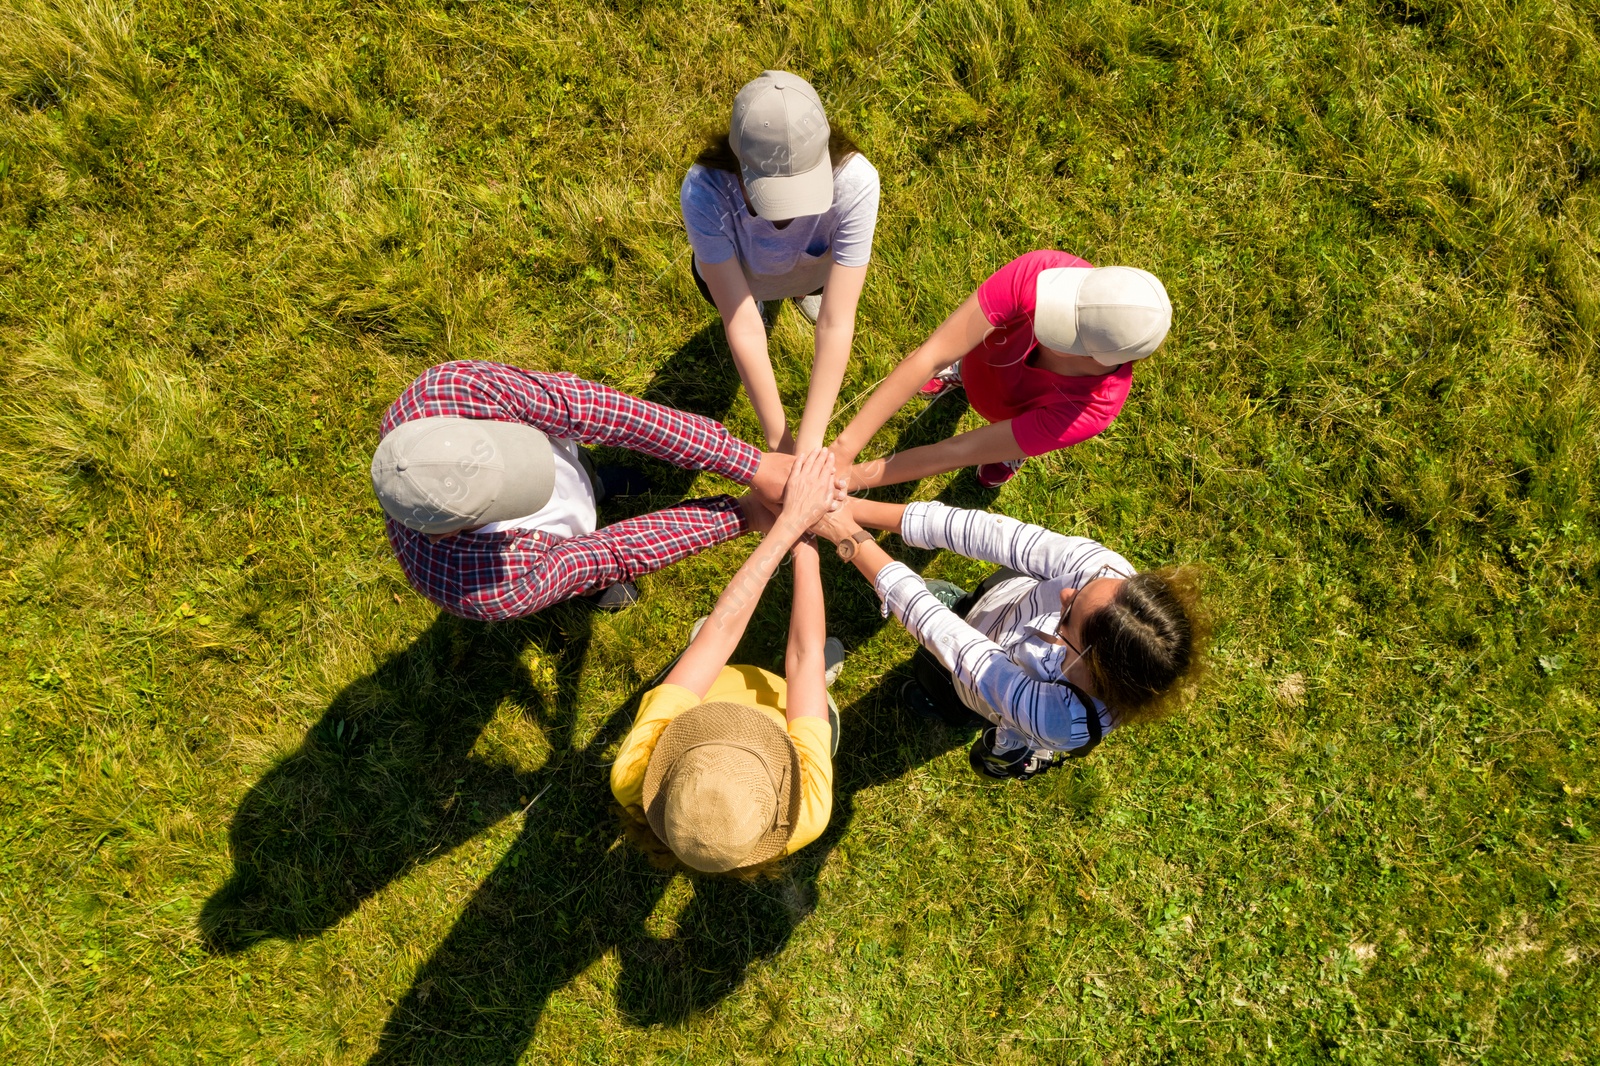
top-left (829, 250), bottom-right (1172, 489)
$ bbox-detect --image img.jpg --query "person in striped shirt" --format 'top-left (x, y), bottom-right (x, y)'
top-left (810, 498), bottom-right (1207, 780)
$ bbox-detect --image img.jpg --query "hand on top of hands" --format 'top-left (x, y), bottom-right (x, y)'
top-left (779, 449), bottom-right (849, 528)
top-left (750, 451), bottom-right (795, 508)
top-left (808, 499), bottom-right (862, 544)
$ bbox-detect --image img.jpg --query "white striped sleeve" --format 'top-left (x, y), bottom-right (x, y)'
top-left (900, 501), bottom-right (1134, 584)
top-left (873, 561), bottom-right (1098, 751)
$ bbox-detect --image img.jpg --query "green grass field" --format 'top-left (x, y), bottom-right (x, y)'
top-left (2, 0), bottom-right (1598, 1061)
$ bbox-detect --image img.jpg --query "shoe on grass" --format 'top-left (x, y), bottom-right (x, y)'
top-left (595, 464), bottom-right (656, 501)
top-left (969, 727), bottom-right (1062, 781)
top-left (793, 294), bottom-right (822, 324)
top-left (900, 679), bottom-right (943, 722)
top-left (918, 361), bottom-right (964, 397)
top-left (823, 636), bottom-right (845, 687)
top-left (758, 300), bottom-right (778, 331)
top-left (976, 457), bottom-right (1026, 489)
top-left (901, 678), bottom-right (987, 728)
top-left (922, 579), bottom-right (968, 610)
top-left (587, 580), bottom-right (640, 611)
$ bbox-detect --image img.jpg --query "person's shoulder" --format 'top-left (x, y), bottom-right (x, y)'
top-left (832, 152), bottom-right (880, 199)
top-left (681, 164), bottom-right (735, 204)
top-left (638, 682), bottom-right (701, 721)
top-left (1004, 248), bottom-right (1093, 276)
top-left (835, 151), bottom-right (878, 182)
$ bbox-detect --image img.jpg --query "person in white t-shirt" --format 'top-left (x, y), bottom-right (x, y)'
top-left (680, 70), bottom-right (880, 454)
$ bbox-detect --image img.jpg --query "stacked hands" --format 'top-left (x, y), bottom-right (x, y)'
top-left (742, 448), bottom-right (852, 544)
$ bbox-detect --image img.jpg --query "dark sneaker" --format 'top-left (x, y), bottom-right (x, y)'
top-left (595, 465), bottom-right (656, 501)
top-left (823, 637), bottom-right (845, 687)
top-left (899, 679), bottom-right (983, 729)
top-left (587, 581), bottom-right (640, 611)
top-left (976, 458), bottom-right (1025, 489)
top-left (969, 727), bottom-right (1061, 781)
top-left (922, 579), bottom-right (968, 610)
top-left (900, 679), bottom-right (943, 722)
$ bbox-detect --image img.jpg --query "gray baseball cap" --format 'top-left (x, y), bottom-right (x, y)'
top-left (1033, 266), bottom-right (1172, 367)
top-left (730, 71), bottom-right (833, 220)
top-left (370, 416), bottom-right (555, 535)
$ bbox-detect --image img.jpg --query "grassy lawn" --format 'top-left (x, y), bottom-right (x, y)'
top-left (2, 0), bottom-right (1597, 1061)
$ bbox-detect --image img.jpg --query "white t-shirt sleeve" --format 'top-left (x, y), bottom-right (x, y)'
top-left (679, 165), bottom-right (737, 266)
top-left (828, 154), bottom-right (880, 267)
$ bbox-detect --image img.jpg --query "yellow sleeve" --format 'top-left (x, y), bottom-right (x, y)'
top-left (610, 684), bottom-right (702, 811)
top-left (781, 716), bottom-right (835, 855)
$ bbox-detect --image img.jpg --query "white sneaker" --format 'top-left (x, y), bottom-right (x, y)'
top-left (919, 360), bottom-right (964, 397)
top-left (793, 294), bottom-right (822, 324)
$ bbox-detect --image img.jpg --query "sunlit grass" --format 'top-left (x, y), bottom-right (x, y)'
top-left (0, 0), bottom-right (1596, 1061)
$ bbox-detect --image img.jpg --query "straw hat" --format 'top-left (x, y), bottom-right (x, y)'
top-left (643, 701), bottom-right (800, 873)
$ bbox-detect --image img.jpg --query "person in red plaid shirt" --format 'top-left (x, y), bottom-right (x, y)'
top-left (371, 360), bottom-right (797, 621)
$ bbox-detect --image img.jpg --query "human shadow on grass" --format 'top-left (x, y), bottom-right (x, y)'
top-left (591, 323), bottom-right (746, 522)
top-left (364, 637), bottom-right (983, 1063)
top-left (198, 604), bottom-right (596, 952)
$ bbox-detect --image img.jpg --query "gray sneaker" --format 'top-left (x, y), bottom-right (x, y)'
top-left (823, 637), bottom-right (845, 687)
top-left (792, 294), bottom-right (822, 324)
top-left (758, 300), bottom-right (778, 331)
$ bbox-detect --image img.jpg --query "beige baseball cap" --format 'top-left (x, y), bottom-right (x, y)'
top-left (730, 70), bottom-right (833, 221)
top-left (1034, 266), bottom-right (1173, 366)
top-left (370, 416), bottom-right (555, 535)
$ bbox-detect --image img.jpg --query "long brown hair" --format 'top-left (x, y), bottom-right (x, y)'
top-left (693, 128), bottom-right (863, 174)
top-left (613, 803), bottom-right (787, 882)
top-left (1081, 565), bottom-right (1210, 725)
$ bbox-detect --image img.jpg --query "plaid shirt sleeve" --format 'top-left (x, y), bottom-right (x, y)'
top-left (387, 498), bottom-right (747, 621)
top-left (379, 360), bottom-right (761, 482)
top-left (379, 361), bottom-right (760, 621)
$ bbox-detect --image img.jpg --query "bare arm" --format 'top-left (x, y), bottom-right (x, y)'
top-left (829, 292), bottom-right (993, 465)
top-left (795, 262), bottom-right (869, 453)
top-left (845, 419), bottom-right (1029, 490)
top-left (782, 538), bottom-right (829, 724)
top-left (810, 509), bottom-right (896, 585)
top-left (834, 498), bottom-right (907, 534)
top-left (699, 254), bottom-right (795, 452)
top-left (664, 451), bottom-right (844, 698)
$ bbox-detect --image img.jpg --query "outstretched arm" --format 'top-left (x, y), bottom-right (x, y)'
top-left (843, 420), bottom-right (1028, 490)
top-left (664, 451), bottom-right (845, 698)
top-left (829, 292), bottom-right (992, 467)
top-left (699, 256), bottom-right (794, 452)
top-left (795, 262), bottom-right (869, 452)
top-left (783, 538), bottom-right (829, 725)
top-left (382, 359), bottom-right (764, 484)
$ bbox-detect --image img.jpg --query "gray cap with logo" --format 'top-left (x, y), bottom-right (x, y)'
top-left (730, 70), bottom-right (834, 220)
top-left (370, 416), bottom-right (555, 535)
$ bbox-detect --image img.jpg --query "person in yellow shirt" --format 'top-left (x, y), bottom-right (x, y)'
top-left (611, 449), bottom-right (846, 875)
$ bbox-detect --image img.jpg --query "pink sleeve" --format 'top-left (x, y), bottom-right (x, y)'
top-left (975, 250), bottom-right (1095, 326)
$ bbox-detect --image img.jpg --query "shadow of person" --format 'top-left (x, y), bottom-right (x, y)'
top-left (593, 323), bottom-right (746, 522)
top-left (198, 604), bottom-right (595, 953)
top-left (367, 658), bottom-right (981, 1062)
